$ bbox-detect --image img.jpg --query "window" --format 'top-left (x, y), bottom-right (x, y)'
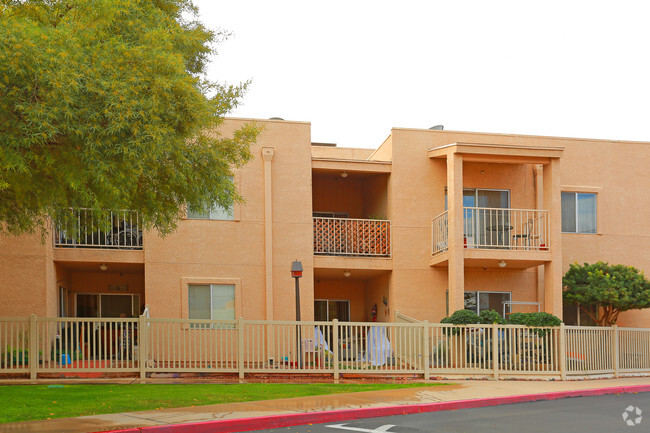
top-left (562, 192), bottom-right (596, 233)
top-left (188, 284), bottom-right (235, 327)
top-left (187, 202), bottom-right (234, 220)
top-left (563, 303), bottom-right (598, 326)
top-left (314, 299), bottom-right (350, 321)
top-left (187, 177), bottom-right (235, 220)
top-left (446, 291), bottom-right (511, 317)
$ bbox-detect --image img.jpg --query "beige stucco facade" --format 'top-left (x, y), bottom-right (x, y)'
top-left (1, 118), bottom-right (649, 327)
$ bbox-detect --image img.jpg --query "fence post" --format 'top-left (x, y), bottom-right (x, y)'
top-left (138, 314), bottom-right (147, 379)
top-left (29, 314), bottom-right (37, 380)
top-left (423, 321), bottom-right (430, 380)
top-left (332, 319), bottom-right (339, 381)
top-left (492, 324), bottom-right (499, 380)
top-left (560, 323), bottom-right (566, 380)
top-left (238, 317), bottom-right (245, 379)
top-left (612, 325), bottom-right (619, 378)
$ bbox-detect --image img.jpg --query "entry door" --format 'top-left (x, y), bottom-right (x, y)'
top-left (470, 189), bottom-right (510, 247)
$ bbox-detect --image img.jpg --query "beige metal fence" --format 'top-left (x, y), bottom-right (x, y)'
top-left (2, 315), bottom-right (649, 380)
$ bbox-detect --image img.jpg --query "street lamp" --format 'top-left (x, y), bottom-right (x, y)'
top-left (291, 260), bottom-right (303, 368)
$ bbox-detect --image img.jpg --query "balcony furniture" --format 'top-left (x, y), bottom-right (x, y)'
top-left (486, 225), bottom-right (513, 247)
top-left (512, 219), bottom-right (541, 248)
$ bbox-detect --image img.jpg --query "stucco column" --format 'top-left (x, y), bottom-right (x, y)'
top-left (262, 147), bottom-right (275, 321)
top-left (543, 158), bottom-right (563, 318)
top-left (447, 152), bottom-right (465, 313)
top-left (535, 164), bottom-right (545, 312)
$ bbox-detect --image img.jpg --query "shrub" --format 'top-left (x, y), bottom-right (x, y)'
top-left (479, 309), bottom-right (505, 324)
top-left (506, 312), bottom-right (561, 327)
top-left (440, 309), bottom-right (480, 325)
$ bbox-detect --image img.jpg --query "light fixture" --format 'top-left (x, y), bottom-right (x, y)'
top-left (99, 264), bottom-right (108, 271)
top-left (498, 261), bottom-right (507, 268)
top-left (343, 270), bottom-right (351, 277)
top-left (341, 171), bottom-right (348, 178)
top-left (480, 170), bottom-right (486, 174)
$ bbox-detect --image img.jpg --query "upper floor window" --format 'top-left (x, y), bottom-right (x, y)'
top-left (187, 203), bottom-right (234, 220)
top-left (561, 192), bottom-right (596, 233)
top-left (187, 177), bottom-right (235, 221)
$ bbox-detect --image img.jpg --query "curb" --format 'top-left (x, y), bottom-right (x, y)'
top-left (98, 384), bottom-right (650, 433)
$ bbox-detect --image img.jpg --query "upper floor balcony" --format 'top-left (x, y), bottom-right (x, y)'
top-left (430, 207), bottom-right (551, 268)
top-left (54, 209), bottom-right (143, 250)
top-left (313, 217), bottom-right (391, 258)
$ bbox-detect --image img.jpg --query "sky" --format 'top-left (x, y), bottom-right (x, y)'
top-left (193, 0), bottom-right (650, 149)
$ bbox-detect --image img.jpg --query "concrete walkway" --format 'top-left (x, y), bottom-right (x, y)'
top-left (2, 377), bottom-right (650, 433)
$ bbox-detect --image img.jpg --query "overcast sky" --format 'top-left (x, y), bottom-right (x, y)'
top-left (194, 0), bottom-right (650, 149)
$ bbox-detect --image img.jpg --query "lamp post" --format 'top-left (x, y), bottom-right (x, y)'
top-left (291, 260), bottom-right (303, 368)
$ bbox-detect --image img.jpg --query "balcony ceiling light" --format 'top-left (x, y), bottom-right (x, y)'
top-left (344, 270), bottom-right (351, 277)
top-left (341, 171), bottom-right (348, 178)
top-left (99, 263), bottom-right (108, 271)
top-left (498, 261), bottom-right (507, 268)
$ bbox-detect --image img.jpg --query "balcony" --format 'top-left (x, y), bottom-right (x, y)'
top-left (54, 209), bottom-right (143, 250)
top-left (313, 217), bottom-right (391, 258)
top-left (431, 207), bottom-right (551, 268)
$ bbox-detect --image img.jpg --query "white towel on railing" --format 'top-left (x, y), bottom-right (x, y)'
top-left (365, 326), bottom-right (393, 366)
top-left (314, 327), bottom-right (333, 354)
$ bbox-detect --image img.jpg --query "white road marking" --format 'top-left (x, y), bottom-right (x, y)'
top-left (326, 423), bottom-right (398, 432)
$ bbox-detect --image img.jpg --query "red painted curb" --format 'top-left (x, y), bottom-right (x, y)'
top-left (97, 384), bottom-right (650, 433)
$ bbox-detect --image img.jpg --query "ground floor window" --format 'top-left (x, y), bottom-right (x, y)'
top-left (563, 303), bottom-right (598, 326)
top-left (76, 293), bottom-right (140, 318)
top-left (447, 291), bottom-right (512, 317)
top-left (465, 291), bottom-right (512, 317)
top-left (188, 284), bottom-right (236, 327)
top-left (314, 299), bottom-right (350, 322)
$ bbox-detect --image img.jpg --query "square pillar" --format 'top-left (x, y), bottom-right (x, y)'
top-left (543, 158), bottom-right (563, 318)
top-left (447, 152), bottom-right (465, 313)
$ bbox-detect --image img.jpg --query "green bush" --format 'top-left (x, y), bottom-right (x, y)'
top-left (440, 309), bottom-right (480, 325)
top-left (479, 309), bottom-right (505, 324)
top-left (506, 312), bottom-right (561, 327)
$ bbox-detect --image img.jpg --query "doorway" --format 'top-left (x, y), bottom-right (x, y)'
top-left (314, 299), bottom-right (350, 322)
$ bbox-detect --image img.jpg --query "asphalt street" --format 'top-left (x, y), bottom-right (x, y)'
top-left (247, 392), bottom-right (649, 433)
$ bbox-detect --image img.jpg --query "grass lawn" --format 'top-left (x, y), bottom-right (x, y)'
top-left (0, 382), bottom-right (444, 423)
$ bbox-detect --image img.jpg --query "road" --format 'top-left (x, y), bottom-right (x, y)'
top-left (248, 392), bottom-right (648, 433)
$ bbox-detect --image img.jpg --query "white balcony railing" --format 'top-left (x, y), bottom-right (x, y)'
top-left (432, 207), bottom-right (549, 254)
top-left (54, 209), bottom-right (143, 250)
top-left (313, 217), bottom-right (391, 257)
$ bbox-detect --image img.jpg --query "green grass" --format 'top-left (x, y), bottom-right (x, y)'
top-left (0, 382), bottom-right (444, 423)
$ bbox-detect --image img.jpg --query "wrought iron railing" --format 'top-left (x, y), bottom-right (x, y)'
top-left (53, 209), bottom-right (143, 249)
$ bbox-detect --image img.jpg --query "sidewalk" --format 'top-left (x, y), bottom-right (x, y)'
top-left (2, 377), bottom-right (650, 433)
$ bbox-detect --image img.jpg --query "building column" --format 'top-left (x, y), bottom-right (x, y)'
top-left (262, 147), bottom-right (275, 321)
top-left (543, 158), bottom-right (563, 318)
top-left (535, 164), bottom-right (545, 312)
top-left (447, 152), bottom-right (465, 313)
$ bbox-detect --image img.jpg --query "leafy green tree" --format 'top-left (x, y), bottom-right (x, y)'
top-left (563, 262), bottom-right (650, 326)
top-left (0, 0), bottom-right (259, 236)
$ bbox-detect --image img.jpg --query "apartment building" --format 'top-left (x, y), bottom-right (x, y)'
top-left (1, 118), bottom-right (649, 328)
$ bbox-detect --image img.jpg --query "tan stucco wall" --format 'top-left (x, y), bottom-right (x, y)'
top-left (144, 119), bottom-right (315, 321)
top-left (0, 233), bottom-right (50, 316)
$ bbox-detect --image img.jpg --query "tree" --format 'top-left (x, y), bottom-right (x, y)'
top-left (563, 262), bottom-right (650, 326)
top-left (0, 0), bottom-right (259, 236)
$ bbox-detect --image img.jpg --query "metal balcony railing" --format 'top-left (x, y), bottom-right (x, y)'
top-left (313, 217), bottom-right (391, 257)
top-left (432, 207), bottom-right (549, 255)
top-left (54, 209), bottom-right (143, 249)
